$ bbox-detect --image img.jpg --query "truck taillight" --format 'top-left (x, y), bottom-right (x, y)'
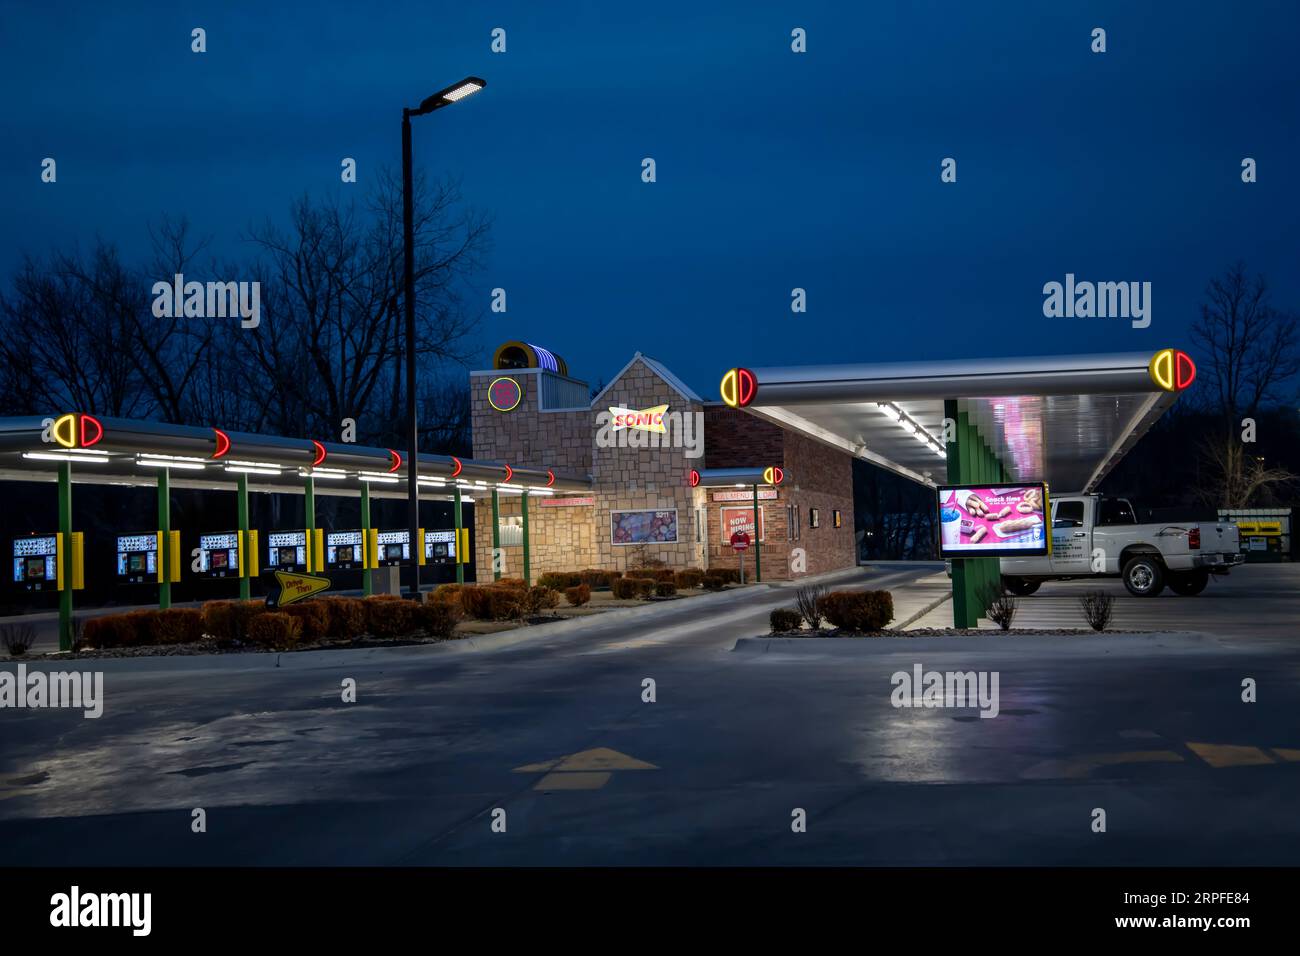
top-left (1188, 528), bottom-right (1200, 549)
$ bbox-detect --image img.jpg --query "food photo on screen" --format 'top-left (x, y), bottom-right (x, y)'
top-left (938, 485), bottom-right (1046, 555)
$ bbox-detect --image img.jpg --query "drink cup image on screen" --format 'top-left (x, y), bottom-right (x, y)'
top-left (940, 506), bottom-right (962, 545)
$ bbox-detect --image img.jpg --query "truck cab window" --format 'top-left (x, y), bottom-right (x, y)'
top-left (1097, 498), bottom-right (1136, 526)
top-left (1053, 500), bottom-right (1085, 528)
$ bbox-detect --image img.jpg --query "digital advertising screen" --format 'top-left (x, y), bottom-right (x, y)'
top-left (326, 531), bottom-right (364, 568)
top-left (199, 532), bottom-right (240, 577)
top-left (266, 531), bottom-right (308, 570)
top-left (937, 484), bottom-right (1049, 558)
top-left (116, 533), bottom-right (159, 582)
top-left (376, 531), bottom-right (410, 566)
top-left (611, 509), bottom-right (678, 545)
top-left (12, 535), bottom-right (58, 587)
top-left (425, 530), bottom-right (456, 563)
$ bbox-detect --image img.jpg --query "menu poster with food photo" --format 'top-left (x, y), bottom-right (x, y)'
top-left (936, 483), bottom-right (1050, 557)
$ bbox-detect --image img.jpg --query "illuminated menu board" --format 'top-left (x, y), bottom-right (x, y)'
top-left (375, 530), bottom-right (410, 566)
top-left (116, 533), bottom-right (159, 582)
top-left (12, 535), bottom-right (58, 588)
top-left (326, 530), bottom-right (364, 569)
top-left (425, 530), bottom-right (456, 564)
top-left (199, 532), bottom-right (240, 577)
top-left (266, 530), bottom-right (308, 570)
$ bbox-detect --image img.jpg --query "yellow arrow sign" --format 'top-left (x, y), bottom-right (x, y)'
top-left (270, 569), bottom-right (331, 608)
top-left (513, 747), bottom-right (658, 790)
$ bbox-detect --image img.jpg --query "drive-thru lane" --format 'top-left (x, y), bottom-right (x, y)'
top-left (1, 563), bottom-right (1297, 866)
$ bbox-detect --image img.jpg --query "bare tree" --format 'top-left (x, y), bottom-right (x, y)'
top-left (1190, 262), bottom-right (1300, 433)
top-left (1196, 435), bottom-right (1295, 509)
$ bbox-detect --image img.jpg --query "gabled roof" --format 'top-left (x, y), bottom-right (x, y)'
top-left (590, 352), bottom-right (704, 407)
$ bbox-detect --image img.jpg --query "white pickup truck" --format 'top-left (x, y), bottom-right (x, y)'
top-left (1000, 493), bottom-right (1243, 597)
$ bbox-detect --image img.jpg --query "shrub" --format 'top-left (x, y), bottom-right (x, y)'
top-left (701, 574), bottom-right (727, 591)
top-left (201, 601), bottom-right (239, 643)
top-left (459, 586), bottom-right (495, 620)
top-left (0, 622), bottom-right (37, 656)
top-left (321, 597), bottom-right (367, 638)
top-left (414, 600), bottom-right (461, 639)
top-left (495, 577), bottom-right (527, 590)
top-left (283, 601), bottom-right (331, 641)
top-left (716, 567), bottom-right (741, 584)
top-left (230, 601), bottom-right (269, 642)
top-left (770, 608), bottom-right (803, 633)
top-left (655, 581), bottom-right (677, 598)
top-left (795, 584), bottom-right (827, 630)
top-left (83, 612), bottom-right (149, 648)
top-left (487, 587), bottom-right (524, 621)
top-left (654, 569), bottom-right (677, 583)
top-left (611, 577), bottom-right (640, 599)
top-left (147, 608), bottom-right (205, 645)
top-left (624, 569), bottom-right (658, 581)
top-left (521, 585), bottom-right (560, 617)
top-left (246, 612), bottom-right (303, 649)
top-left (1079, 591), bottom-right (1115, 631)
top-left (364, 596), bottom-right (416, 637)
top-left (635, 578), bottom-right (656, 599)
top-left (579, 568), bottom-right (617, 588)
top-left (565, 583), bottom-right (591, 606)
top-left (982, 584), bottom-right (1018, 631)
top-left (817, 590), bottom-right (894, 632)
top-left (538, 571), bottom-right (581, 591)
top-left (674, 569), bottom-right (704, 589)
top-left (432, 583), bottom-right (463, 605)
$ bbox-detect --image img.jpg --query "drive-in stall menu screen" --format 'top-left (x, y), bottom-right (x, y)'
top-left (425, 530), bottom-right (455, 564)
top-left (266, 531), bottom-right (307, 570)
top-left (937, 484), bottom-right (1049, 558)
top-left (13, 535), bottom-right (58, 588)
top-left (326, 531), bottom-right (364, 569)
top-left (117, 533), bottom-right (159, 582)
top-left (199, 533), bottom-right (240, 577)
top-left (376, 531), bottom-right (410, 566)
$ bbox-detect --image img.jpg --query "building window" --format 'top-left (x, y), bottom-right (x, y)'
top-left (809, 508), bottom-right (820, 529)
top-left (499, 516), bottom-right (523, 547)
top-left (833, 510), bottom-right (842, 528)
top-left (787, 504), bottom-right (800, 541)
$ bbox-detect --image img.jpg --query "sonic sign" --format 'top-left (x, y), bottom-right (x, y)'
top-left (1149, 348), bottom-right (1196, 393)
top-left (609, 404), bottom-right (668, 433)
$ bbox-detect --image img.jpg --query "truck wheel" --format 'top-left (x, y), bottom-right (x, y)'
top-left (1168, 569), bottom-right (1209, 596)
top-left (1002, 576), bottom-right (1040, 596)
top-left (1122, 555), bottom-right (1165, 597)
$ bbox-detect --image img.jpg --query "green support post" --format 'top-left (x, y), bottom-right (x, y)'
top-left (237, 472), bottom-right (251, 601)
top-left (490, 488), bottom-right (500, 581)
top-left (304, 475), bottom-right (315, 570)
top-left (521, 490), bottom-right (531, 586)
top-left (752, 484), bottom-right (761, 583)
top-left (58, 461), bottom-right (73, 651)
top-left (361, 481), bottom-right (373, 597)
top-left (158, 467), bottom-right (171, 610)
top-left (454, 485), bottom-right (465, 585)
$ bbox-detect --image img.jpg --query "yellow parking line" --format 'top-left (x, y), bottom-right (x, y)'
top-left (1185, 742), bottom-right (1276, 768)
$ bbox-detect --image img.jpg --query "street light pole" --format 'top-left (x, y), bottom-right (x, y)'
top-left (402, 108), bottom-right (419, 600)
top-left (400, 76), bottom-right (485, 601)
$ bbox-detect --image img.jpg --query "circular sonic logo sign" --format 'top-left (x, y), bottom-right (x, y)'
top-left (488, 376), bottom-right (523, 412)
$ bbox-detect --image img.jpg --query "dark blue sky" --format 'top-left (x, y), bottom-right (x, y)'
top-left (3, 1), bottom-right (1298, 399)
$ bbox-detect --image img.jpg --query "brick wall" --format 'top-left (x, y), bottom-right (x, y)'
top-left (703, 405), bottom-right (784, 468)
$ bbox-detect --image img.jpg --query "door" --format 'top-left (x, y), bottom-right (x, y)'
top-left (1049, 498), bottom-right (1091, 574)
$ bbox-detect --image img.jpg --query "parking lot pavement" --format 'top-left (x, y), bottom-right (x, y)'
top-left (904, 562), bottom-right (1296, 639)
top-left (0, 561), bottom-right (1296, 866)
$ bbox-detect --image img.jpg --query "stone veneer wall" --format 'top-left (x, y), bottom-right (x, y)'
top-left (592, 359), bottom-right (706, 572)
top-left (469, 369), bottom-right (591, 475)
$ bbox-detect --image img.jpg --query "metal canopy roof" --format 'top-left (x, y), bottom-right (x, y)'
top-left (0, 415), bottom-right (593, 500)
top-left (736, 352), bottom-right (1180, 492)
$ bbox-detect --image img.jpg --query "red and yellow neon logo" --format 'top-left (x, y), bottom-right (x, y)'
top-left (762, 465), bottom-right (784, 486)
top-left (52, 413), bottom-right (104, 449)
top-left (720, 368), bottom-right (757, 408)
top-left (1149, 349), bottom-right (1196, 392)
top-left (688, 469), bottom-right (701, 488)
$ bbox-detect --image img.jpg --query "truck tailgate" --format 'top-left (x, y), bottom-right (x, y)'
top-left (1200, 522), bottom-right (1239, 553)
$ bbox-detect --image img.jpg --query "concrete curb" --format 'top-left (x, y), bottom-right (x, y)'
top-left (894, 591), bottom-right (954, 630)
top-left (732, 631), bottom-right (1219, 656)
